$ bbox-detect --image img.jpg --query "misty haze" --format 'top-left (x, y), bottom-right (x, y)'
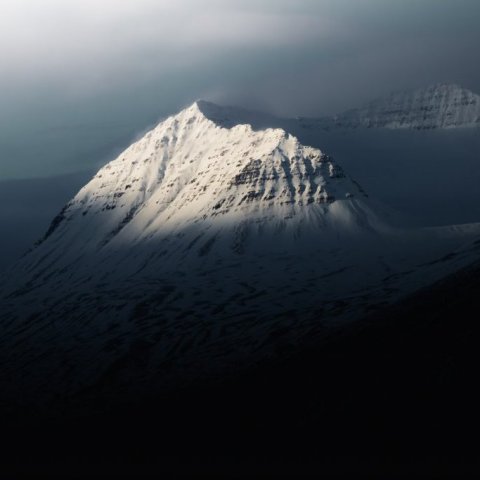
top-left (1, 1), bottom-right (480, 478)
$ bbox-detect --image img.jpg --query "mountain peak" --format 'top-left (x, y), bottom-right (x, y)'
top-left (25, 99), bottom-right (373, 268)
top-left (167, 99), bottom-right (211, 122)
top-left (188, 99), bottom-right (284, 131)
top-left (194, 99), bottom-right (221, 114)
top-left (160, 100), bottom-right (278, 134)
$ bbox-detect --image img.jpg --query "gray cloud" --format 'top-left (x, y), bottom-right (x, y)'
top-left (1, 0), bottom-right (480, 178)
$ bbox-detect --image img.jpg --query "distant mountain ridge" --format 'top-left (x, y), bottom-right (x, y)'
top-left (308, 84), bottom-right (480, 130)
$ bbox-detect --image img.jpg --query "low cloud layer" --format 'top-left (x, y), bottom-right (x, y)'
top-left (1, 0), bottom-right (480, 178)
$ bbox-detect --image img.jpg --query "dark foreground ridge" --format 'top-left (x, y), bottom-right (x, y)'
top-left (2, 261), bottom-right (480, 478)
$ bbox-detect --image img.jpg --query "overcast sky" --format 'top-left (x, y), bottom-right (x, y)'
top-left (1, 0), bottom-right (480, 179)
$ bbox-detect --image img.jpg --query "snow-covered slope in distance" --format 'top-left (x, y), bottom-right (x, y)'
top-left (312, 84), bottom-right (480, 130)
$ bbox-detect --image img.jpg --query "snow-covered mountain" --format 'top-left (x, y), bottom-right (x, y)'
top-left (31, 101), bottom-right (372, 260)
top-left (1, 100), bottom-right (480, 405)
top-left (306, 84), bottom-right (480, 130)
